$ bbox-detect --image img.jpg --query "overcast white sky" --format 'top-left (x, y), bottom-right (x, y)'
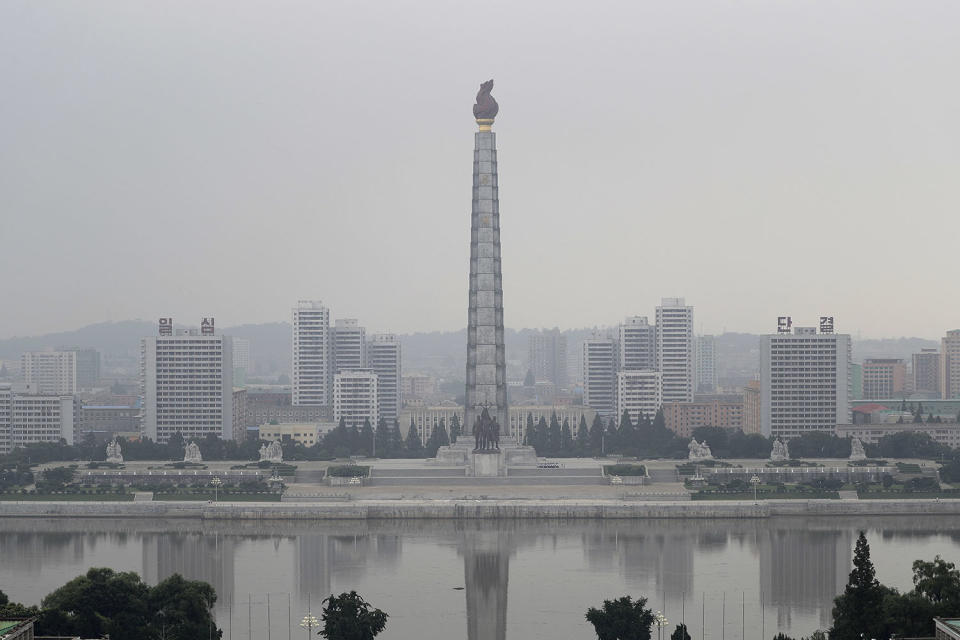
top-left (2, 1), bottom-right (958, 339)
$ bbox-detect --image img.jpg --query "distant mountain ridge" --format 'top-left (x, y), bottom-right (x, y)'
top-left (0, 321), bottom-right (940, 383)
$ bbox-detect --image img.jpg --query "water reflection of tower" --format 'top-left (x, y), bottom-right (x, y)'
top-left (296, 534), bottom-right (402, 601)
top-left (758, 528), bottom-right (852, 629)
top-left (142, 533), bottom-right (236, 606)
top-left (460, 531), bottom-right (512, 640)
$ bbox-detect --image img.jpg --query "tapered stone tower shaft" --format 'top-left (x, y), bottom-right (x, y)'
top-left (465, 80), bottom-right (507, 435)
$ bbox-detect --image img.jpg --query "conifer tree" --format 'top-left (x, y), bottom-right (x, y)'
top-left (830, 532), bottom-right (885, 640)
top-left (404, 420), bottom-right (423, 457)
top-left (589, 414), bottom-right (604, 455)
top-left (576, 415), bottom-right (590, 456)
top-left (560, 417), bottom-right (573, 454)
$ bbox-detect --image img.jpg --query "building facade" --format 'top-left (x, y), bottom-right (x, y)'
top-left (619, 317), bottom-right (655, 372)
top-left (942, 330), bottom-right (960, 400)
top-left (913, 348), bottom-right (941, 396)
top-left (333, 319), bottom-right (366, 373)
top-left (743, 380), bottom-right (761, 435)
top-left (401, 404), bottom-right (597, 445)
top-left (80, 404), bottom-right (141, 439)
top-left (861, 358), bottom-right (906, 399)
top-left (695, 335), bottom-right (718, 393)
top-left (367, 334), bottom-right (401, 422)
top-left (527, 329), bottom-right (567, 387)
top-left (616, 370), bottom-right (662, 426)
top-left (9, 394), bottom-right (76, 452)
top-left (333, 370), bottom-right (379, 427)
top-left (583, 336), bottom-right (617, 419)
top-left (20, 351), bottom-right (77, 395)
top-left (656, 298), bottom-right (695, 404)
top-left (232, 338), bottom-right (250, 387)
top-left (141, 323), bottom-right (235, 443)
top-left (292, 300), bottom-right (332, 407)
top-left (760, 321), bottom-right (851, 438)
top-left (836, 422), bottom-right (960, 449)
top-left (663, 394), bottom-right (744, 438)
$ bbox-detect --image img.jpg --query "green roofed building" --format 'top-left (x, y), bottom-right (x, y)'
top-left (0, 617), bottom-right (35, 640)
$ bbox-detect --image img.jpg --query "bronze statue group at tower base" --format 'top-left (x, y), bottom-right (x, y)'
top-left (472, 407), bottom-right (501, 452)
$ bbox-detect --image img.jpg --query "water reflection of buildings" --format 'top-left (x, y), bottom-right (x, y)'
top-left (759, 528), bottom-right (852, 629)
top-left (142, 533), bottom-right (237, 606)
top-left (581, 530), bottom-right (694, 595)
top-left (296, 534), bottom-right (402, 602)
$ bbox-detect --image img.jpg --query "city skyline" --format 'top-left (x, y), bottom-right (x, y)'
top-left (3, 2), bottom-right (960, 339)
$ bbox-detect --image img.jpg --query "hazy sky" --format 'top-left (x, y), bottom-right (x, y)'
top-left (2, 1), bottom-right (958, 339)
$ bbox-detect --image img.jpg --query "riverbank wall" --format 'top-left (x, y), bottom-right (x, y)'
top-left (1, 498), bottom-right (959, 520)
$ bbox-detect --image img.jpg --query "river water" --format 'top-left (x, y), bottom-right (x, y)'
top-left (0, 515), bottom-right (957, 639)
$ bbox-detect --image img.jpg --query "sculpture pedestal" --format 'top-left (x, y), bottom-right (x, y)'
top-left (471, 451), bottom-right (502, 477)
top-left (434, 436), bottom-right (538, 477)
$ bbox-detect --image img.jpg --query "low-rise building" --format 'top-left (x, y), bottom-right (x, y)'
top-left (80, 404), bottom-right (141, 440)
top-left (258, 422), bottom-right (337, 447)
top-left (0, 617), bottom-right (35, 640)
top-left (836, 422), bottom-right (960, 449)
top-left (663, 394), bottom-right (744, 438)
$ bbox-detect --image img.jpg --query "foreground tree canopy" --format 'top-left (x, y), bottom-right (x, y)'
top-left (0, 568), bottom-right (220, 640)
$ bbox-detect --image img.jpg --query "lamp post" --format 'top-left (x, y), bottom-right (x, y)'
top-left (300, 613), bottom-right (319, 640)
top-left (654, 610), bottom-right (668, 640)
top-left (750, 474), bottom-right (760, 504)
top-left (211, 476), bottom-right (223, 502)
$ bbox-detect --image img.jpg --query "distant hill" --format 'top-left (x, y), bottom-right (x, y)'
top-left (0, 321), bottom-right (939, 386)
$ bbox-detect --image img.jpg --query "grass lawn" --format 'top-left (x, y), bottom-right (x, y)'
top-left (0, 493), bottom-right (135, 501)
top-left (153, 493), bottom-right (281, 502)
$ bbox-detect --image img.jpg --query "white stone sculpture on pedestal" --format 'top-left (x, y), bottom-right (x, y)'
top-left (688, 439), bottom-right (713, 461)
top-left (259, 440), bottom-right (283, 463)
top-left (105, 438), bottom-right (123, 464)
top-left (849, 437), bottom-right (867, 461)
top-left (183, 441), bottom-right (203, 464)
top-left (770, 438), bottom-right (790, 462)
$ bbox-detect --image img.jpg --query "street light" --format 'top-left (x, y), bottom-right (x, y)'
top-left (654, 610), bottom-right (668, 640)
top-left (750, 474), bottom-right (761, 504)
top-left (211, 476), bottom-right (223, 502)
top-left (300, 613), bottom-right (319, 640)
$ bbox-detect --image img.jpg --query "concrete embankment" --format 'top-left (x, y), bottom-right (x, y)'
top-left (1, 499), bottom-right (959, 520)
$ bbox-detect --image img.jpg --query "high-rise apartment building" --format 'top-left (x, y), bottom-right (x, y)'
top-left (861, 358), bottom-right (906, 399)
top-left (20, 351), bottom-right (77, 395)
top-left (57, 347), bottom-right (101, 389)
top-left (695, 335), bottom-right (718, 393)
top-left (333, 370), bottom-right (379, 427)
top-left (141, 320), bottom-right (235, 443)
top-left (616, 370), bottom-right (661, 426)
top-left (912, 349), bottom-right (941, 396)
top-left (292, 301), bottom-right (332, 407)
top-left (663, 395), bottom-right (744, 438)
top-left (760, 320), bottom-right (851, 438)
top-left (583, 336), bottom-right (617, 419)
top-left (742, 380), bottom-right (761, 435)
top-left (656, 298), bottom-right (694, 404)
top-left (527, 329), bottom-right (567, 387)
top-left (2, 388), bottom-right (76, 453)
top-left (232, 338), bottom-right (250, 387)
top-left (333, 319), bottom-right (366, 373)
top-left (942, 330), bottom-right (960, 400)
top-left (619, 317), bottom-right (655, 372)
top-left (367, 334), bottom-right (401, 423)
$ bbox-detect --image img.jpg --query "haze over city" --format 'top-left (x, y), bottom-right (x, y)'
top-left (3, 1), bottom-right (960, 339)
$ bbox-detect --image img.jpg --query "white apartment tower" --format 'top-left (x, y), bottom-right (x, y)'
top-left (695, 335), bottom-right (718, 393)
top-left (9, 394), bottom-right (76, 451)
top-left (141, 320), bottom-right (234, 443)
top-left (367, 334), bottom-right (401, 423)
top-left (0, 384), bottom-right (10, 454)
top-left (583, 336), bottom-right (617, 419)
top-left (333, 319), bottom-right (367, 373)
top-left (333, 370), bottom-right (379, 427)
top-left (292, 301), bottom-right (332, 407)
top-left (761, 320), bottom-right (851, 438)
top-left (20, 351), bottom-right (77, 395)
top-left (528, 329), bottom-right (568, 387)
top-left (941, 330), bottom-right (960, 399)
top-left (656, 298), bottom-right (695, 404)
top-left (619, 317), bottom-right (656, 372)
top-left (617, 370), bottom-right (662, 425)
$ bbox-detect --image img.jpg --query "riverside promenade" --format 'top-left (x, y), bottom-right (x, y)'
top-left (1, 498), bottom-right (959, 520)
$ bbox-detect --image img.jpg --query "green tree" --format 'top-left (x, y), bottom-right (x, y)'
top-left (36, 466), bottom-right (75, 492)
top-left (618, 410), bottom-right (636, 454)
top-left (523, 413), bottom-right (535, 446)
top-left (450, 414), bottom-right (461, 442)
top-left (589, 414), bottom-right (604, 455)
top-left (548, 413), bottom-right (562, 453)
top-left (670, 624), bottom-right (691, 640)
top-left (585, 595), bottom-right (654, 640)
top-left (40, 567), bottom-right (152, 640)
top-left (576, 415), bottom-right (590, 456)
top-left (404, 421), bottom-right (424, 458)
top-left (319, 591), bottom-right (388, 640)
top-left (912, 555), bottom-right (960, 607)
top-left (166, 432), bottom-right (186, 461)
top-left (359, 419), bottom-right (375, 457)
top-left (560, 418), bottom-right (573, 454)
top-left (830, 532), bottom-right (885, 640)
top-left (148, 573), bottom-right (220, 640)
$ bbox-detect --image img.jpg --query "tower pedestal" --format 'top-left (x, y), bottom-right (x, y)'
top-left (434, 436), bottom-right (538, 477)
